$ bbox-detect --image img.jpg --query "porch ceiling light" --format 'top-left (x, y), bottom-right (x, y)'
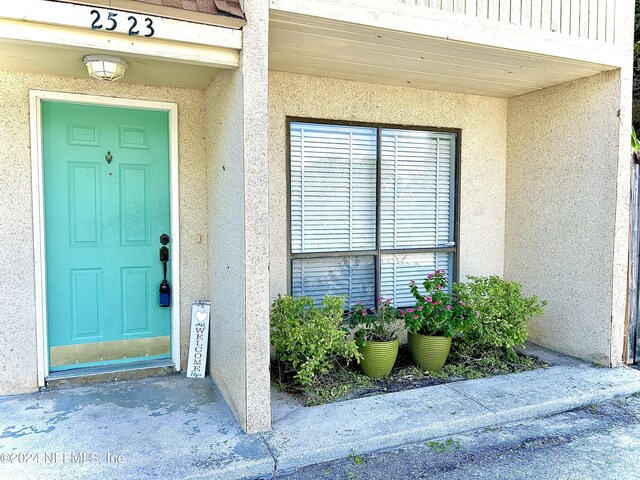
top-left (82, 55), bottom-right (128, 81)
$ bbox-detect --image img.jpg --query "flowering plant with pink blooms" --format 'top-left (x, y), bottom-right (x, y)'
top-left (403, 270), bottom-right (475, 337)
top-left (346, 297), bottom-right (401, 347)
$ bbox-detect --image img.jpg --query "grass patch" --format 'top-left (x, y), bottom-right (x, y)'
top-left (426, 438), bottom-right (461, 453)
top-left (347, 451), bottom-right (364, 465)
top-left (272, 340), bottom-right (547, 406)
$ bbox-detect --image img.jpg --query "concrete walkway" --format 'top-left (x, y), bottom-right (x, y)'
top-left (1, 346), bottom-right (640, 479)
top-left (277, 393), bottom-right (640, 479)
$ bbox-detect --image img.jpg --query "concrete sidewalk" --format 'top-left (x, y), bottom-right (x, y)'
top-left (1, 346), bottom-right (640, 479)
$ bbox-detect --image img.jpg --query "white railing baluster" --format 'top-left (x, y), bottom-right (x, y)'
top-left (521, 0), bottom-right (533, 28)
top-left (453, 0), bottom-right (466, 14)
top-left (596, 0), bottom-right (606, 40)
top-left (489, 0), bottom-right (500, 21)
top-left (510, 0), bottom-right (522, 24)
top-left (541, 0), bottom-right (552, 30)
top-left (560, 0), bottom-right (571, 34)
top-left (579, 0), bottom-right (590, 36)
top-left (570, 0), bottom-right (581, 35)
top-left (605, 0), bottom-right (615, 43)
top-left (531, 0), bottom-right (543, 28)
top-left (551, 0), bottom-right (561, 31)
top-left (477, 0), bottom-right (488, 19)
top-left (588, 0), bottom-right (598, 39)
top-left (405, 0), bottom-right (617, 44)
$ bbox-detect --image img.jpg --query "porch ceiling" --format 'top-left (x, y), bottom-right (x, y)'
top-left (0, 40), bottom-right (222, 89)
top-left (269, 11), bottom-right (615, 98)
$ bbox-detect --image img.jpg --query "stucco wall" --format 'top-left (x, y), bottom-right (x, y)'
top-left (505, 69), bottom-right (630, 365)
top-left (268, 71), bottom-right (508, 299)
top-left (206, 0), bottom-right (271, 434)
top-left (0, 70), bottom-right (209, 394)
top-left (206, 70), bottom-right (248, 428)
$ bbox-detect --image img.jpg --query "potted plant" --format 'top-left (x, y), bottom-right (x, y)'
top-left (403, 270), bottom-right (475, 371)
top-left (347, 297), bottom-right (401, 378)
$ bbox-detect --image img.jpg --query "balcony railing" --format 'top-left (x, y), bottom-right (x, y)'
top-left (400, 0), bottom-right (617, 44)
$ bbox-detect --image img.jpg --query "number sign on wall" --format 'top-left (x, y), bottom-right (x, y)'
top-left (90, 9), bottom-right (155, 37)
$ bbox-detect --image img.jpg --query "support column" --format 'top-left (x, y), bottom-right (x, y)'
top-left (206, 0), bottom-right (271, 433)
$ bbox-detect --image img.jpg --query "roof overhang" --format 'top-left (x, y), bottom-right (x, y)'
top-left (0, 1), bottom-right (243, 88)
top-left (269, 0), bottom-right (621, 98)
top-left (49, 0), bottom-right (246, 29)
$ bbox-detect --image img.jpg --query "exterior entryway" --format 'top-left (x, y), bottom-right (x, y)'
top-left (41, 101), bottom-right (172, 372)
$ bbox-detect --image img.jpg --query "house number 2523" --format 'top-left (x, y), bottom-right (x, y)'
top-left (90, 10), bottom-right (155, 38)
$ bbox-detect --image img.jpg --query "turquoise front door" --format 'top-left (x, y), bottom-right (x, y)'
top-left (42, 101), bottom-right (172, 371)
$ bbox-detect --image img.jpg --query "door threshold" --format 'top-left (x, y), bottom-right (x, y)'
top-left (46, 359), bottom-right (176, 384)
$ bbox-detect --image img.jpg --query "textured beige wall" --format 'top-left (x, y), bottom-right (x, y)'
top-left (268, 71), bottom-right (508, 299)
top-left (206, 70), bottom-right (248, 427)
top-left (206, 0), bottom-right (271, 434)
top-left (241, 0), bottom-right (271, 434)
top-left (505, 69), bottom-right (629, 365)
top-left (0, 70), bottom-right (209, 394)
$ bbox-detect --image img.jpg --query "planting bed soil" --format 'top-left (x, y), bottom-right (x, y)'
top-left (272, 343), bottom-right (548, 406)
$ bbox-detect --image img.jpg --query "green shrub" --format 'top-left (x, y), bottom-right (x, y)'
top-left (457, 276), bottom-right (546, 350)
top-left (270, 294), bottom-right (361, 387)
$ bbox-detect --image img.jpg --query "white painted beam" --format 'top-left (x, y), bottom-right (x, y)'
top-left (0, 0), bottom-right (242, 67)
top-left (0, 1), bottom-right (242, 50)
top-left (0, 19), bottom-right (239, 68)
top-left (54, 0), bottom-right (246, 29)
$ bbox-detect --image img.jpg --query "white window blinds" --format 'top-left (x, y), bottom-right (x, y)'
top-left (380, 252), bottom-right (453, 307)
top-left (380, 129), bottom-right (455, 249)
top-left (378, 129), bottom-right (455, 304)
top-left (290, 123), bottom-right (377, 254)
top-left (290, 121), bottom-right (456, 308)
top-left (292, 256), bottom-right (375, 307)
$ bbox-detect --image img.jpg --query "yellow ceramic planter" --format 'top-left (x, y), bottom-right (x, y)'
top-left (358, 338), bottom-right (399, 378)
top-left (407, 332), bottom-right (452, 372)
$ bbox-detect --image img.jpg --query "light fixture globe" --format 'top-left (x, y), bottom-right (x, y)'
top-left (82, 55), bottom-right (128, 81)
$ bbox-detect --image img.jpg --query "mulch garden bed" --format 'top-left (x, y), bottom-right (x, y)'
top-left (272, 344), bottom-right (548, 406)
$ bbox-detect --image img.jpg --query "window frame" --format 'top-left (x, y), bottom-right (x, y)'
top-left (286, 117), bottom-right (462, 305)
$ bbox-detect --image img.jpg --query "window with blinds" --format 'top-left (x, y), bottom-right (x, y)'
top-left (290, 121), bottom-right (457, 308)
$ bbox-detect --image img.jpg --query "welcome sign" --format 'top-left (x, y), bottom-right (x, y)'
top-left (186, 301), bottom-right (210, 378)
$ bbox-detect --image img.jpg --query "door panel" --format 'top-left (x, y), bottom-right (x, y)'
top-left (120, 164), bottom-right (150, 244)
top-left (70, 268), bottom-right (102, 340)
top-left (121, 267), bottom-right (152, 334)
top-left (68, 162), bottom-right (102, 245)
top-left (42, 101), bottom-right (171, 371)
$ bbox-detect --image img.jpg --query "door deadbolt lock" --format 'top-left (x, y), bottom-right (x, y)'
top-left (159, 233), bottom-right (171, 308)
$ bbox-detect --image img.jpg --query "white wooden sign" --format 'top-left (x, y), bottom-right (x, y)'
top-left (186, 301), bottom-right (210, 378)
